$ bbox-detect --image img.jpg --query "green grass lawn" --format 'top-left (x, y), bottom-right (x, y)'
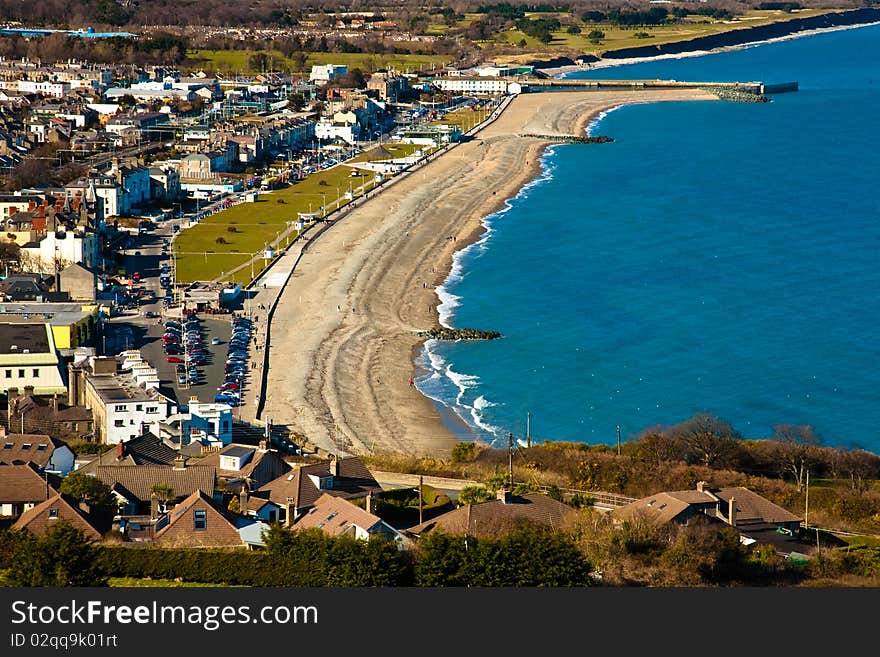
top-left (175, 157), bottom-right (392, 284)
top-left (108, 577), bottom-right (237, 587)
top-left (432, 107), bottom-right (490, 132)
top-left (184, 50), bottom-right (450, 76)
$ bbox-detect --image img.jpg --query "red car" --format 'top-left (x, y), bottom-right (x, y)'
top-left (166, 356), bottom-right (183, 363)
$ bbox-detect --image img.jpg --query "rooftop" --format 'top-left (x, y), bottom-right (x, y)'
top-left (0, 323), bottom-right (50, 354)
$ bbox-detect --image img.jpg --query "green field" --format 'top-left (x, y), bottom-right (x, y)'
top-left (184, 49), bottom-right (450, 76)
top-left (108, 577), bottom-right (234, 587)
top-left (174, 149), bottom-right (413, 284)
top-left (432, 107), bottom-right (490, 132)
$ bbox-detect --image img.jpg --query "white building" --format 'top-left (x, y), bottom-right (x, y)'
top-left (432, 77), bottom-right (514, 95)
top-left (17, 80), bottom-right (71, 98)
top-left (183, 398), bottom-right (233, 447)
top-left (20, 227), bottom-right (99, 274)
top-left (309, 64), bottom-right (348, 84)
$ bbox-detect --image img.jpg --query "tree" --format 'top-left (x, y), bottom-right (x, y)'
top-left (8, 523), bottom-right (107, 586)
top-left (59, 472), bottom-right (115, 519)
top-left (771, 424), bottom-right (820, 491)
top-left (458, 485), bottom-right (492, 505)
top-left (669, 412), bottom-right (741, 468)
top-left (150, 482), bottom-right (174, 512)
top-left (451, 441), bottom-right (478, 463)
top-left (249, 51), bottom-right (271, 74)
top-left (587, 29), bottom-right (605, 44)
top-left (567, 25), bottom-right (582, 34)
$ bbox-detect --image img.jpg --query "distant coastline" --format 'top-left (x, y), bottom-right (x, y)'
top-left (532, 7), bottom-right (880, 77)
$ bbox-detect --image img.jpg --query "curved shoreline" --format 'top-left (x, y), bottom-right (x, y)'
top-left (261, 88), bottom-right (717, 459)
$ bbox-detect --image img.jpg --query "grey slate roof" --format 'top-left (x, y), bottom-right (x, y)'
top-left (93, 464), bottom-right (215, 503)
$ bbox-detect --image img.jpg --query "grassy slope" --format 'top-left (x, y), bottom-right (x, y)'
top-left (184, 50), bottom-right (450, 76)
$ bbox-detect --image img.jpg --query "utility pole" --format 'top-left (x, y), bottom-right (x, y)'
top-left (508, 432), bottom-right (513, 488)
top-left (804, 467), bottom-right (810, 528)
top-left (617, 424), bottom-right (621, 456)
top-left (418, 475), bottom-right (424, 525)
top-left (526, 412), bottom-right (531, 449)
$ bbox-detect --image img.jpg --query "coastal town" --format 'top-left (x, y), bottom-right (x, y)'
top-left (1, 3), bottom-right (880, 591)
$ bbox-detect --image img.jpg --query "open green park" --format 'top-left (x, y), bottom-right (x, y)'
top-left (173, 142), bottom-right (430, 285)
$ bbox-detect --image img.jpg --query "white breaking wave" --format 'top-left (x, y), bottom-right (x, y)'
top-left (586, 105), bottom-right (624, 137)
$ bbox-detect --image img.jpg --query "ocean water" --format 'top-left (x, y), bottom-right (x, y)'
top-left (415, 24), bottom-right (880, 452)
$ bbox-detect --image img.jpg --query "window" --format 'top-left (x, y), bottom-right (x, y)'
top-left (4, 370), bottom-right (10, 378)
top-left (136, 404), bottom-right (142, 411)
top-left (21, 443), bottom-right (31, 450)
top-left (114, 420), bottom-right (124, 427)
top-left (115, 405), bottom-right (127, 412)
top-left (36, 444), bottom-right (47, 451)
top-left (48, 508), bottom-right (58, 519)
top-left (17, 369), bottom-right (24, 378)
top-left (193, 510), bottom-right (207, 530)
top-left (3, 442), bottom-right (12, 450)
top-left (32, 369), bottom-right (39, 378)
top-left (146, 406), bottom-right (158, 414)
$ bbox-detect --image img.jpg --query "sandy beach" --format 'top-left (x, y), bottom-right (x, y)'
top-left (261, 87), bottom-right (717, 459)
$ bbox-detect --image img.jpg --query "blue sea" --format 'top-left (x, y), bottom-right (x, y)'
top-left (415, 23), bottom-right (880, 452)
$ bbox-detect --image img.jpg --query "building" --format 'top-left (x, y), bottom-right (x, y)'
top-left (0, 462), bottom-right (59, 521)
top-left (399, 124), bottom-right (462, 146)
top-left (192, 441), bottom-right (291, 493)
top-left (12, 493), bottom-right (104, 541)
top-left (74, 432), bottom-right (179, 475)
top-left (0, 430), bottom-right (75, 475)
top-left (611, 481), bottom-right (804, 536)
top-left (406, 490), bottom-right (577, 538)
top-left (0, 302), bottom-right (100, 352)
top-left (67, 353), bottom-right (176, 445)
top-left (309, 64), bottom-right (348, 84)
top-left (59, 263), bottom-right (97, 302)
top-left (0, 323), bottom-right (67, 395)
top-left (179, 151), bottom-right (230, 180)
top-left (93, 459), bottom-right (215, 515)
top-left (4, 386), bottom-right (93, 445)
top-left (293, 492), bottom-right (409, 548)
top-left (253, 455), bottom-right (382, 524)
top-left (432, 77), bottom-right (516, 95)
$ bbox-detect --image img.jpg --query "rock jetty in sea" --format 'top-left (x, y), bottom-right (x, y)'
top-left (704, 87), bottom-right (771, 103)
top-left (417, 327), bottom-right (502, 340)
top-left (521, 133), bottom-right (614, 143)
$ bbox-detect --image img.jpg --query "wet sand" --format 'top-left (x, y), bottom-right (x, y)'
top-left (261, 88), bottom-right (716, 458)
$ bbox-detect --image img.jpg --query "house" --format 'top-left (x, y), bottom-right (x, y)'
top-left (191, 441), bottom-right (291, 492)
top-left (611, 481), bottom-right (803, 534)
top-left (58, 262), bottom-right (97, 301)
top-left (254, 455), bottom-right (382, 524)
top-left (293, 492), bottom-right (409, 548)
top-left (4, 386), bottom-right (93, 443)
top-left (0, 430), bottom-right (75, 475)
top-left (93, 459), bottom-right (216, 515)
top-left (159, 398), bottom-right (233, 449)
top-left (12, 492), bottom-right (104, 541)
top-left (145, 489), bottom-right (245, 548)
top-left (611, 481), bottom-right (811, 554)
top-left (406, 489), bottom-right (577, 538)
top-left (75, 431), bottom-right (179, 475)
top-left (0, 462), bottom-right (59, 521)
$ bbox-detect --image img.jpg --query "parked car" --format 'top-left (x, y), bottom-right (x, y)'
top-left (167, 356), bottom-right (183, 363)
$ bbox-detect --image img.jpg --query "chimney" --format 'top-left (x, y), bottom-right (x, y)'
top-left (329, 456), bottom-right (338, 477)
top-left (696, 480), bottom-right (708, 493)
top-left (116, 441), bottom-right (124, 460)
top-left (728, 497), bottom-right (737, 527)
top-left (365, 492), bottom-right (372, 515)
top-left (258, 439), bottom-right (267, 452)
top-left (172, 454), bottom-right (187, 470)
top-left (51, 394), bottom-right (58, 414)
top-left (496, 488), bottom-right (511, 504)
top-left (150, 492), bottom-right (159, 521)
top-left (239, 487), bottom-right (248, 514)
top-left (284, 496), bottom-right (293, 528)
top-left (23, 384), bottom-right (34, 398)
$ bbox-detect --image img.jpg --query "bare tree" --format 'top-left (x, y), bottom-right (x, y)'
top-left (669, 412), bottom-right (740, 468)
top-left (771, 423), bottom-right (821, 492)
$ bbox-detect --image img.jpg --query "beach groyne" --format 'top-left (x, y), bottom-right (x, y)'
top-left (520, 133), bottom-right (613, 143)
top-left (417, 327), bottom-right (502, 341)
top-left (596, 7), bottom-right (880, 61)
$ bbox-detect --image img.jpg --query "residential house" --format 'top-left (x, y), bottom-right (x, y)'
top-left (94, 458), bottom-right (216, 515)
top-left (75, 431), bottom-right (179, 475)
top-left (0, 429), bottom-right (75, 475)
top-left (611, 481), bottom-right (803, 537)
top-left (0, 275), bottom-right (55, 301)
top-left (122, 489), bottom-right (245, 548)
top-left (58, 262), bottom-right (97, 301)
top-left (293, 492), bottom-right (409, 548)
top-left (309, 64), bottom-right (348, 85)
top-left (0, 462), bottom-right (59, 521)
top-left (148, 165), bottom-right (182, 202)
top-left (253, 455), bottom-right (382, 525)
top-left (12, 492), bottom-right (105, 540)
top-left (191, 441), bottom-right (291, 493)
top-left (0, 302), bottom-right (100, 351)
top-left (4, 385), bottom-right (93, 444)
top-left (406, 489), bottom-right (577, 538)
